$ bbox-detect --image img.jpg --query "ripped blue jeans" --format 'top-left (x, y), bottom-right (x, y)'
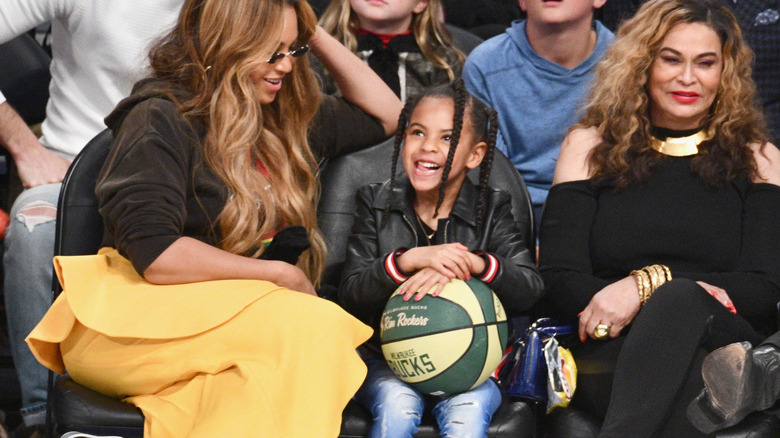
top-left (354, 358), bottom-right (502, 438)
top-left (3, 183), bottom-right (61, 426)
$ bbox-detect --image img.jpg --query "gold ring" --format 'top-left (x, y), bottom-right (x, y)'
top-left (593, 323), bottom-right (610, 340)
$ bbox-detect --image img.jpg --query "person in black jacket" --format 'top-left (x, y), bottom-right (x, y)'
top-left (339, 79), bottom-right (543, 437)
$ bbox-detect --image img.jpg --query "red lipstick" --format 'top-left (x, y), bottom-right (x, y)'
top-left (671, 90), bottom-right (700, 104)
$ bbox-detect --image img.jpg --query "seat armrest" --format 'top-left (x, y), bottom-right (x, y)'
top-left (53, 377), bottom-right (144, 428)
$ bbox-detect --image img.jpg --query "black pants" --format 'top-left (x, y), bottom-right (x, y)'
top-left (571, 278), bottom-right (765, 438)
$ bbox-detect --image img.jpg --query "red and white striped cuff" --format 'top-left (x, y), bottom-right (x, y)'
top-left (384, 250), bottom-right (410, 284)
top-left (475, 252), bottom-right (499, 283)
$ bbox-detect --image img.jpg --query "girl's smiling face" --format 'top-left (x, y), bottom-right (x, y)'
top-left (402, 97), bottom-right (486, 202)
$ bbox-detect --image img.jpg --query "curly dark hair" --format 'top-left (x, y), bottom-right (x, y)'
top-left (578, 0), bottom-right (769, 188)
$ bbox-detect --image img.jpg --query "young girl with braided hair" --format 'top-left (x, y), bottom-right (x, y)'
top-left (339, 79), bottom-right (543, 436)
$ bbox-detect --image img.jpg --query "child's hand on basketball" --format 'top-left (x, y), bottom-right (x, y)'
top-left (397, 243), bottom-right (473, 280)
top-left (399, 267), bottom-right (451, 301)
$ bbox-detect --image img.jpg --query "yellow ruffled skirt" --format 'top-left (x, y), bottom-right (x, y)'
top-left (26, 248), bottom-right (372, 437)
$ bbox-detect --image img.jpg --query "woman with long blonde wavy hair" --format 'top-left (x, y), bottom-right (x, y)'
top-left (538, 0), bottom-right (780, 436)
top-left (24, 0), bottom-right (401, 436)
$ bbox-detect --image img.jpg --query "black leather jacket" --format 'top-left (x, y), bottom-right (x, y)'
top-left (340, 178), bottom-right (544, 355)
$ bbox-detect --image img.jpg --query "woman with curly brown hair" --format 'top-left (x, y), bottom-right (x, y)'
top-left (23, 0), bottom-right (402, 436)
top-left (538, 0), bottom-right (780, 436)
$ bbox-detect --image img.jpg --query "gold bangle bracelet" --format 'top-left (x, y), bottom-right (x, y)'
top-left (631, 271), bottom-right (646, 304)
top-left (648, 265), bottom-right (671, 291)
top-left (632, 264), bottom-right (673, 307)
top-left (640, 270), bottom-right (652, 304)
top-left (643, 266), bottom-right (664, 292)
top-left (660, 264), bottom-right (673, 281)
top-left (652, 264), bottom-right (671, 285)
top-left (632, 269), bottom-right (652, 305)
top-left (653, 265), bottom-right (669, 286)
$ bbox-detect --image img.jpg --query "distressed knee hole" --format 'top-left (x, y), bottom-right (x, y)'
top-left (401, 410), bottom-right (421, 419)
top-left (16, 201), bottom-right (57, 231)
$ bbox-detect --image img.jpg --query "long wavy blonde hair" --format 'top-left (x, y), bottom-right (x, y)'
top-left (319, 0), bottom-right (464, 80)
top-left (148, 0), bottom-right (326, 284)
top-left (579, 0), bottom-right (768, 187)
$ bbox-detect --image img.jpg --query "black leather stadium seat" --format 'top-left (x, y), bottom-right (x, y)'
top-left (46, 129), bottom-right (145, 437)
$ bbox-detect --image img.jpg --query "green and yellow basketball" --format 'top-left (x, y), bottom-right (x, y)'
top-left (380, 278), bottom-right (508, 396)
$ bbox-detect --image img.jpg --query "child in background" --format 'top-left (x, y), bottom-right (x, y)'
top-left (463, 0), bottom-right (614, 232)
top-left (340, 80), bottom-right (543, 436)
top-left (319, 0), bottom-right (464, 102)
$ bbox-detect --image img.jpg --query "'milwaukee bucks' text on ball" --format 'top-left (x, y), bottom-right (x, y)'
top-left (380, 278), bottom-right (508, 396)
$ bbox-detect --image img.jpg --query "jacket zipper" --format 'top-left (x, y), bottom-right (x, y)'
top-left (401, 214), bottom-right (419, 245)
top-left (402, 213), bottom-right (449, 245)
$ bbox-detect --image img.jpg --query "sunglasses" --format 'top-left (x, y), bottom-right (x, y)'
top-left (266, 45), bottom-right (310, 64)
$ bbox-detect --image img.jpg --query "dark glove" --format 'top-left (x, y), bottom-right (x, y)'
top-left (259, 225), bottom-right (311, 265)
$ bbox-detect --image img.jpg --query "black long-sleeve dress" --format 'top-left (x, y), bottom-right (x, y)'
top-left (539, 152), bottom-right (780, 437)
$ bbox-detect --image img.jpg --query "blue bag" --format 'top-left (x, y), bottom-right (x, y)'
top-left (503, 318), bottom-right (575, 402)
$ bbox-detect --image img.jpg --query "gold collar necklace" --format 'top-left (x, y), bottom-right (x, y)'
top-left (650, 129), bottom-right (710, 157)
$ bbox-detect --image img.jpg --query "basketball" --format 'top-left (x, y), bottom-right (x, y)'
top-left (380, 278), bottom-right (508, 396)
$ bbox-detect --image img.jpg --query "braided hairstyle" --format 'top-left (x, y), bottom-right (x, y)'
top-left (475, 109), bottom-right (497, 235)
top-left (382, 98), bottom-right (415, 228)
top-left (433, 78), bottom-right (468, 219)
top-left (382, 79), bottom-right (498, 234)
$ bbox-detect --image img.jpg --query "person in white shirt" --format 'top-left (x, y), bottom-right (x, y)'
top-left (0, 1), bottom-right (183, 431)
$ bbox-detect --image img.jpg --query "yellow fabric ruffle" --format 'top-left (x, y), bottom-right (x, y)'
top-left (57, 247), bottom-right (282, 338)
top-left (26, 248), bottom-right (372, 437)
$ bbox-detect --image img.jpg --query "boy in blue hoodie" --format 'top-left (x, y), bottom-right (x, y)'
top-left (463, 0), bottom-right (614, 229)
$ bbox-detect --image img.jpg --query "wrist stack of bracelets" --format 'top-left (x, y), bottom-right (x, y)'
top-left (631, 264), bottom-right (673, 306)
